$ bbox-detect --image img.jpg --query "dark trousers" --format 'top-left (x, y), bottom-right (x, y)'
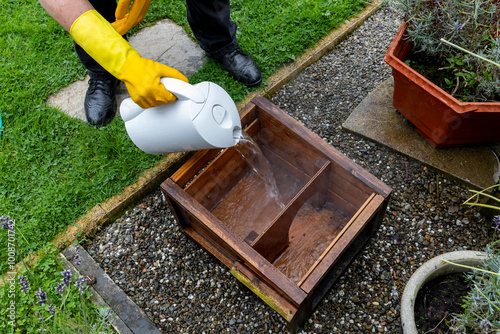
top-left (75, 0), bottom-right (238, 79)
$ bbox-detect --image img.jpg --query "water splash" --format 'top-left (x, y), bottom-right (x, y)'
top-left (235, 132), bottom-right (285, 209)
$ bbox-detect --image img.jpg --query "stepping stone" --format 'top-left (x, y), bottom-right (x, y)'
top-left (343, 77), bottom-right (500, 190)
top-left (47, 19), bottom-right (205, 122)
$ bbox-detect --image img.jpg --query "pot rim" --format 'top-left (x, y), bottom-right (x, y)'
top-left (400, 250), bottom-right (487, 334)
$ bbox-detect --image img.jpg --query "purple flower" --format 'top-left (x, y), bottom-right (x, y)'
top-left (48, 304), bottom-right (56, 316)
top-left (74, 276), bottom-right (88, 295)
top-left (60, 269), bottom-right (72, 287)
top-left (54, 282), bottom-right (66, 296)
top-left (18, 275), bottom-right (29, 292)
top-left (458, 23), bottom-right (463, 31)
top-left (493, 215), bottom-right (500, 225)
top-left (492, 216), bottom-right (500, 231)
top-left (0, 216), bottom-right (13, 231)
top-left (35, 288), bottom-right (47, 305)
top-left (480, 319), bottom-right (492, 329)
top-left (74, 246), bottom-right (81, 266)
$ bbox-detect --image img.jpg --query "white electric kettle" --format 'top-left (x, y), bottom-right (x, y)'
top-left (120, 78), bottom-right (242, 154)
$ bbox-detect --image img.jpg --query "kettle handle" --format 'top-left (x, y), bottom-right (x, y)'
top-left (160, 77), bottom-right (206, 103)
top-left (120, 77), bottom-right (206, 123)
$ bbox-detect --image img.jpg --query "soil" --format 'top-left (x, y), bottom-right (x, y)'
top-left (406, 49), bottom-right (500, 103)
top-left (414, 273), bottom-right (473, 333)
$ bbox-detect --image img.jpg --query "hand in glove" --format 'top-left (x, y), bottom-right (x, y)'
top-left (112, 0), bottom-right (151, 35)
top-left (71, 10), bottom-right (188, 108)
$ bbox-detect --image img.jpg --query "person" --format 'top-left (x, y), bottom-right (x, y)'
top-left (38, 0), bottom-right (261, 127)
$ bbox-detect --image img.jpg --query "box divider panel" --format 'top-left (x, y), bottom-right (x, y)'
top-left (251, 161), bottom-right (331, 262)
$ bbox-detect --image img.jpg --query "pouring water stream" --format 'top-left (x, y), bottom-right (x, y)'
top-left (234, 132), bottom-right (285, 210)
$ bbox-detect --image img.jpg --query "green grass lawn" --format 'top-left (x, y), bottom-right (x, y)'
top-left (0, 0), bottom-right (368, 273)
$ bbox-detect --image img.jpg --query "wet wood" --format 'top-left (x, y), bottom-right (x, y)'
top-left (161, 96), bottom-right (392, 333)
top-left (300, 193), bottom-right (386, 293)
top-left (185, 146), bottom-right (249, 210)
top-left (298, 193), bottom-right (376, 287)
top-left (162, 178), bottom-right (308, 307)
top-left (170, 149), bottom-right (220, 187)
top-left (251, 161), bottom-right (331, 262)
top-left (251, 96), bottom-right (392, 199)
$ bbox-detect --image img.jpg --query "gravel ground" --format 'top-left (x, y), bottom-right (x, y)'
top-left (85, 7), bottom-right (494, 333)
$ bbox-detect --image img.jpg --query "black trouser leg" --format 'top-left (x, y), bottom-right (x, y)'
top-left (74, 0), bottom-right (118, 80)
top-left (185, 0), bottom-right (238, 58)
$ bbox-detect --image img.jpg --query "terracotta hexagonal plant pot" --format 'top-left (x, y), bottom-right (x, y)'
top-left (384, 23), bottom-right (500, 148)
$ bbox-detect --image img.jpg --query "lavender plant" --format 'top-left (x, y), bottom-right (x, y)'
top-left (389, 0), bottom-right (500, 101)
top-left (448, 235), bottom-right (500, 333)
top-left (445, 184), bottom-right (500, 332)
top-left (0, 216), bottom-right (115, 333)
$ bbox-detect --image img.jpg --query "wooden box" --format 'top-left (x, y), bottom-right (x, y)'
top-left (161, 96), bottom-right (392, 332)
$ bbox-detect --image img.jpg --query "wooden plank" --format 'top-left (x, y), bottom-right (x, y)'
top-left (184, 119), bottom-right (259, 211)
top-left (328, 190), bottom-right (359, 217)
top-left (251, 96), bottom-right (392, 199)
top-left (298, 193), bottom-right (376, 287)
top-left (162, 178), bottom-right (308, 306)
top-left (252, 161), bottom-right (331, 262)
top-left (183, 225), bottom-right (237, 269)
top-left (185, 147), bottom-right (250, 210)
top-left (231, 262), bottom-right (298, 322)
top-left (244, 118), bottom-right (260, 138)
top-left (163, 192), bottom-right (190, 230)
top-left (170, 149), bottom-right (220, 187)
top-left (312, 160), bottom-right (329, 207)
top-left (239, 101), bottom-right (258, 129)
top-left (299, 194), bottom-right (385, 293)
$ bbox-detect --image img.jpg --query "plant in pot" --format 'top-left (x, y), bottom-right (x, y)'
top-left (448, 183), bottom-right (500, 332)
top-left (400, 182), bottom-right (500, 333)
top-left (384, 0), bottom-right (500, 147)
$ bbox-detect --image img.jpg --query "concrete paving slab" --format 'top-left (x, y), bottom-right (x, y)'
top-left (47, 19), bottom-right (205, 122)
top-left (343, 77), bottom-right (500, 190)
top-left (63, 245), bottom-right (161, 334)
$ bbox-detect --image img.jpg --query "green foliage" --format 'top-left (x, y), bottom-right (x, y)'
top-left (389, 0), bottom-right (500, 101)
top-left (450, 240), bottom-right (500, 333)
top-left (0, 0), bottom-right (367, 273)
top-left (0, 238), bottom-right (114, 333)
top-left (443, 53), bottom-right (478, 95)
top-left (448, 183), bottom-right (500, 333)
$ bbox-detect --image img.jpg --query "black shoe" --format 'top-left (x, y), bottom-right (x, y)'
top-left (213, 47), bottom-right (262, 87)
top-left (84, 77), bottom-right (119, 127)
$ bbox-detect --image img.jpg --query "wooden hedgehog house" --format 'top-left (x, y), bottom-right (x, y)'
top-left (161, 96), bottom-right (392, 332)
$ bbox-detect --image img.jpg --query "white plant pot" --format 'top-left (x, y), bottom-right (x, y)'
top-left (400, 250), bottom-right (487, 334)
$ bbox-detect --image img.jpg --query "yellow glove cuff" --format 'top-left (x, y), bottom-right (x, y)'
top-left (70, 10), bottom-right (138, 78)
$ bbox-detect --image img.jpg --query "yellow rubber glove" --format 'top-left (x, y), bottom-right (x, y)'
top-left (112, 0), bottom-right (151, 35)
top-left (70, 10), bottom-right (188, 109)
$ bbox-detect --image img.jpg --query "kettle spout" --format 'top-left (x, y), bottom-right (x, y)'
top-left (233, 126), bottom-right (242, 145)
